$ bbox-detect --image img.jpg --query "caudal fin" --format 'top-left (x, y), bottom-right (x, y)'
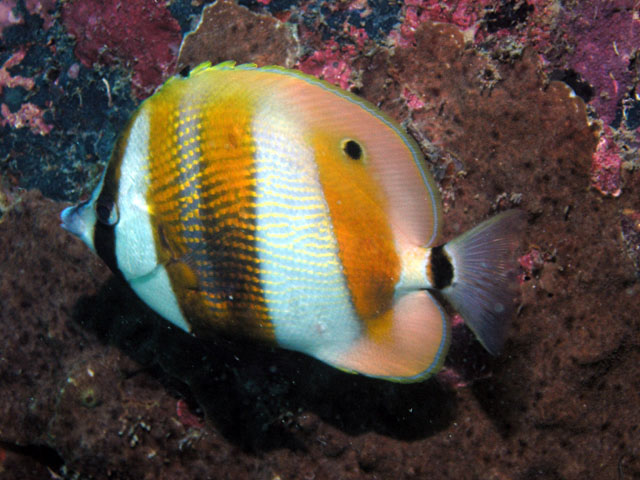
top-left (439, 210), bottom-right (525, 355)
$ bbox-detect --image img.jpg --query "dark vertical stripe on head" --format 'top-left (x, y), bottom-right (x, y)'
top-left (93, 116), bottom-right (133, 279)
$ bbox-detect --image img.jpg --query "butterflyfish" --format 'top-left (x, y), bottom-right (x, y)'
top-left (61, 62), bottom-right (523, 383)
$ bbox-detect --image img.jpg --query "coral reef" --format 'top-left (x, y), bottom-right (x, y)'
top-left (0, 1), bottom-right (135, 201)
top-left (621, 208), bottom-right (640, 275)
top-left (0, 1), bottom-right (639, 479)
top-left (61, 0), bottom-right (182, 98)
top-left (177, 0), bottom-right (299, 72)
top-left (555, 0), bottom-right (639, 126)
top-left (0, 0), bottom-right (56, 35)
top-left (592, 126), bottom-right (623, 197)
top-left (297, 38), bottom-right (359, 89)
top-left (0, 49), bottom-right (52, 135)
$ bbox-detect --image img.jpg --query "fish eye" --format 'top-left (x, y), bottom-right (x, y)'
top-left (341, 139), bottom-right (364, 162)
top-left (96, 199), bottom-right (119, 226)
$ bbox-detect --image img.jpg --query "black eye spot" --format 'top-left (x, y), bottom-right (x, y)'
top-left (342, 139), bottom-right (363, 161)
top-left (96, 199), bottom-right (118, 226)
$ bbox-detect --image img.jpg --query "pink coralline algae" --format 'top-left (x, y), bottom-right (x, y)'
top-left (390, 0), bottom-right (554, 53)
top-left (621, 209), bottom-right (640, 275)
top-left (559, 1), bottom-right (640, 125)
top-left (297, 38), bottom-right (358, 90)
top-left (591, 126), bottom-right (622, 197)
top-left (0, 1), bottom-right (21, 35)
top-left (0, 50), bottom-right (34, 92)
top-left (450, 313), bottom-right (465, 327)
top-left (519, 248), bottom-right (544, 283)
top-left (0, 0), bottom-right (57, 36)
top-left (176, 399), bottom-right (204, 430)
top-left (391, 0), bottom-right (492, 46)
top-left (61, 0), bottom-right (182, 98)
top-left (474, 0), bottom-right (557, 55)
top-left (402, 87), bottom-right (425, 110)
top-left (1, 103), bottom-right (53, 136)
top-left (0, 50), bottom-right (53, 136)
top-left (344, 24), bottom-right (369, 49)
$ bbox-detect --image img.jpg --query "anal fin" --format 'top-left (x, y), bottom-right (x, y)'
top-left (332, 291), bottom-right (450, 383)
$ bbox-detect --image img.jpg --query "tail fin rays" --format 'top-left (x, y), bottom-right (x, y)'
top-left (440, 210), bottom-right (525, 355)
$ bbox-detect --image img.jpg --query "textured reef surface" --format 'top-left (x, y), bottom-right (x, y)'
top-left (1, 1), bottom-right (639, 479)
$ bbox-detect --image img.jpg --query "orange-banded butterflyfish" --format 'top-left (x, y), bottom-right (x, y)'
top-left (61, 61), bottom-right (524, 383)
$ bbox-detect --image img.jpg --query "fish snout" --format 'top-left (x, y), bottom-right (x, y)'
top-left (60, 202), bottom-right (96, 251)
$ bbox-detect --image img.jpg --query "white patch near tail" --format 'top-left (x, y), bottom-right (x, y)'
top-left (440, 210), bottom-right (525, 355)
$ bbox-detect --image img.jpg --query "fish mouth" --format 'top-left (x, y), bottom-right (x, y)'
top-left (60, 201), bottom-right (96, 251)
top-left (60, 204), bottom-right (85, 237)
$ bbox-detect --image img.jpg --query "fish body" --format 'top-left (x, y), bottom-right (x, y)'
top-left (61, 62), bottom-right (523, 382)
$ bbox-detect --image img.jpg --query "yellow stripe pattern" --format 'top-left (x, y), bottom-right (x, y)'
top-left (144, 77), bottom-right (273, 340)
